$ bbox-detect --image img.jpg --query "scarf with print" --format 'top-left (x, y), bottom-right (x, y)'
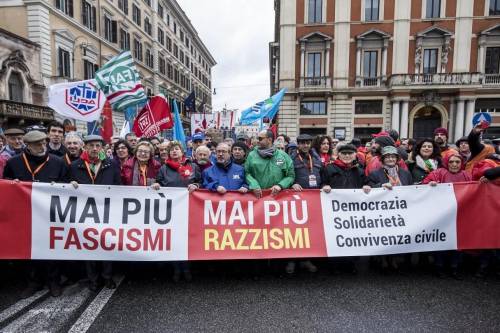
top-left (165, 157), bottom-right (193, 179)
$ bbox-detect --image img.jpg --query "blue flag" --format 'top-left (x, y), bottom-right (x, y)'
top-left (240, 88), bottom-right (287, 125)
top-left (172, 100), bottom-right (186, 149)
top-left (184, 91), bottom-right (196, 113)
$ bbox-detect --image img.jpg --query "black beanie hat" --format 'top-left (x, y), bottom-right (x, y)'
top-left (374, 136), bottom-right (396, 148)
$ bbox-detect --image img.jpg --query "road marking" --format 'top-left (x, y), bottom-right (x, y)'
top-left (68, 276), bottom-right (124, 333)
top-left (1, 284), bottom-right (91, 332)
top-left (0, 290), bottom-right (48, 324)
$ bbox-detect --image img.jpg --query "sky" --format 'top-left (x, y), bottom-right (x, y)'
top-left (176, 0), bottom-right (275, 112)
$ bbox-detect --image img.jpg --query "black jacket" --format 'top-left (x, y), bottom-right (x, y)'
top-left (367, 168), bottom-right (413, 187)
top-left (321, 163), bottom-right (366, 189)
top-left (407, 161), bottom-right (430, 184)
top-left (156, 160), bottom-right (201, 188)
top-left (47, 144), bottom-right (68, 158)
top-left (3, 152), bottom-right (68, 182)
top-left (291, 151), bottom-right (322, 189)
top-left (69, 158), bottom-right (121, 185)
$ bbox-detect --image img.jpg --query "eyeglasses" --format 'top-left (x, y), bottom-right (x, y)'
top-left (339, 151), bottom-right (355, 155)
top-left (137, 150), bottom-right (151, 155)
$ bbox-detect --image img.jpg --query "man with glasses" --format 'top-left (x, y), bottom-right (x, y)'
top-left (202, 142), bottom-right (248, 193)
top-left (244, 130), bottom-right (295, 199)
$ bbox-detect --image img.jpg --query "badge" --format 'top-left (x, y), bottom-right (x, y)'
top-left (309, 174), bottom-right (317, 187)
top-left (184, 170), bottom-right (191, 176)
top-left (276, 158), bottom-right (284, 166)
top-left (232, 174), bottom-right (240, 179)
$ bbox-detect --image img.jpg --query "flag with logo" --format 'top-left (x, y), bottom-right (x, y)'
top-left (239, 88), bottom-right (287, 125)
top-left (48, 79), bottom-right (105, 121)
top-left (94, 51), bottom-right (147, 111)
top-left (184, 91), bottom-right (196, 113)
top-left (132, 95), bottom-right (173, 137)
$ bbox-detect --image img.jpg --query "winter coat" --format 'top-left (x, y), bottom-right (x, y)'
top-left (121, 157), bottom-right (161, 186)
top-left (244, 148), bottom-right (295, 190)
top-left (321, 162), bottom-right (366, 189)
top-left (291, 150), bottom-right (322, 189)
top-left (0, 145), bottom-right (22, 178)
top-left (407, 161), bottom-right (433, 184)
top-left (156, 159), bottom-right (201, 188)
top-left (422, 168), bottom-right (471, 184)
top-left (367, 167), bottom-right (413, 187)
top-left (471, 159), bottom-right (500, 181)
top-left (47, 144), bottom-right (67, 158)
top-left (202, 161), bottom-right (247, 191)
top-left (3, 152), bottom-right (68, 183)
top-left (69, 157), bottom-right (121, 185)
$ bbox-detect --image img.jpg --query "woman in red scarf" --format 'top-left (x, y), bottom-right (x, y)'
top-left (121, 141), bottom-right (161, 186)
top-left (313, 135), bottom-right (335, 166)
top-left (152, 141), bottom-right (200, 282)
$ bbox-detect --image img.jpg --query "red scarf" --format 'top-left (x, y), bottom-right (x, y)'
top-left (165, 157), bottom-right (193, 179)
top-left (333, 159), bottom-right (354, 170)
top-left (80, 151), bottom-right (99, 164)
top-left (320, 153), bottom-right (331, 166)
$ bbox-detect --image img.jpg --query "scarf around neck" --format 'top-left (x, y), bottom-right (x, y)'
top-left (257, 147), bottom-right (276, 158)
top-left (166, 157), bottom-right (193, 179)
top-left (416, 155), bottom-right (438, 173)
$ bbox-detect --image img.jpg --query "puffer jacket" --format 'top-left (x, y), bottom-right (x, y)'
top-left (244, 148), bottom-right (295, 190)
top-left (202, 160), bottom-right (247, 191)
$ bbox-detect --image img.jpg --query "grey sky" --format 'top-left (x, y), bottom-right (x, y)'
top-left (177, 0), bottom-right (274, 112)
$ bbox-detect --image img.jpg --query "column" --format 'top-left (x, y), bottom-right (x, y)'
top-left (391, 101), bottom-right (400, 132)
top-left (464, 99), bottom-right (475, 135)
top-left (300, 43), bottom-right (306, 80)
top-left (400, 100), bottom-right (409, 138)
top-left (454, 99), bottom-right (465, 141)
top-left (356, 42), bottom-right (362, 83)
top-left (477, 38), bottom-right (486, 73)
top-left (381, 41), bottom-right (388, 83)
top-left (325, 42), bottom-right (330, 85)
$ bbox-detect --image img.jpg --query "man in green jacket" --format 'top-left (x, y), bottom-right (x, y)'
top-left (245, 130), bottom-right (295, 198)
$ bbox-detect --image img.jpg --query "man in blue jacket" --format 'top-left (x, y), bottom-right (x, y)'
top-left (202, 142), bottom-right (248, 193)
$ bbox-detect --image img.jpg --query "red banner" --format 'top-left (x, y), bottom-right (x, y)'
top-left (132, 96), bottom-right (173, 137)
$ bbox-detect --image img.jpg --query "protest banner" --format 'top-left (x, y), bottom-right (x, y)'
top-left (0, 181), bottom-right (498, 261)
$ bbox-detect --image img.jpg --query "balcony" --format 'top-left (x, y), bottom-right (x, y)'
top-left (389, 73), bottom-right (482, 87)
top-left (356, 76), bottom-right (384, 87)
top-left (483, 74), bottom-right (500, 85)
top-left (0, 100), bottom-right (54, 121)
top-left (299, 76), bottom-right (331, 90)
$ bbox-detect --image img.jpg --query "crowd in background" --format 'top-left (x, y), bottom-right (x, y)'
top-left (0, 120), bottom-right (499, 298)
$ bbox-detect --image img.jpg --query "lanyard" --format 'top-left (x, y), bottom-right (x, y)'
top-left (384, 169), bottom-right (401, 186)
top-left (22, 153), bottom-right (49, 181)
top-left (84, 161), bottom-right (98, 184)
top-left (139, 164), bottom-right (147, 186)
top-left (64, 154), bottom-right (71, 166)
top-left (298, 153), bottom-right (313, 173)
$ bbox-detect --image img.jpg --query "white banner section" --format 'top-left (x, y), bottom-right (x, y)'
top-left (31, 183), bottom-right (189, 261)
top-left (320, 184), bottom-right (458, 257)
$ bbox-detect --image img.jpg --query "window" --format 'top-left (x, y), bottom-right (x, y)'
top-left (354, 127), bottom-right (383, 143)
top-left (55, 0), bottom-right (73, 17)
top-left (173, 22), bottom-right (177, 34)
top-left (158, 4), bottom-right (164, 18)
top-left (476, 99), bottom-right (500, 113)
top-left (363, 51), bottom-right (378, 77)
top-left (58, 48), bottom-right (71, 77)
top-left (8, 72), bottom-right (23, 103)
top-left (144, 17), bottom-right (152, 35)
top-left (185, 38), bottom-right (190, 48)
top-left (185, 56), bottom-right (190, 68)
top-left (173, 43), bottom-right (178, 58)
top-left (308, 0), bottom-right (322, 23)
top-left (134, 39), bottom-right (143, 61)
top-left (423, 48), bottom-right (438, 74)
top-left (491, 0), bottom-right (500, 15)
top-left (166, 13), bottom-right (170, 26)
top-left (174, 68), bottom-right (179, 83)
top-left (365, 0), bottom-right (379, 21)
top-left (300, 101), bottom-right (327, 115)
top-left (167, 64), bottom-right (173, 79)
top-left (180, 30), bottom-right (185, 43)
top-left (120, 29), bottom-right (130, 50)
top-left (132, 5), bottom-right (141, 25)
top-left (158, 28), bottom-right (164, 45)
top-left (355, 100), bottom-right (383, 114)
top-left (118, 0), bottom-right (128, 14)
top-left (180, 50), bottom-right (184, 63)
top-left (145, 49), bottom-right (153, 68)
top-left (485, 47), bottom-right (500, 74)
top-left (81, 1), bottom-right (96, 31)
top-left (426, 0), bottom-right (440, 18)
top-left (166, 37), bottom-right (172, 52)
top-left (159, 57), bottom-right (166, 74)
top-left (83, 60), bottom-right (98, 80)
top-left (144, 0), bottom-right (151, 7)
top-left (307, 53), bottom-right (321, 77)
top-left (104, 16), bottom-right (117, 43)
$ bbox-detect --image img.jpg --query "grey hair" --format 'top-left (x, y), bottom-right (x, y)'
top-left (64, 131), bottom-right (84, 145)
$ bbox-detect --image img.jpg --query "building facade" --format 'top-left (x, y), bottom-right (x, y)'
top-left (270, 0), bottom-right (500, 142)
top-left (0, 0), bottom-right (215, 133)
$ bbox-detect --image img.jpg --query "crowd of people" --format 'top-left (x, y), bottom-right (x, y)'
top-left (0, 120), bottom-right (499, 298)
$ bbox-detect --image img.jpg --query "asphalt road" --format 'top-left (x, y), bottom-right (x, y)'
top-left (1, 260), bottom-right (499, 332)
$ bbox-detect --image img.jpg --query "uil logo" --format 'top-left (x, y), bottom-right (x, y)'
top-left (65, 81), bottom-right (102, 116)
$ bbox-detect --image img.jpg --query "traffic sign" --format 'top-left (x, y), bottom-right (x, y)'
top-left (472, 112), bottom-right (492, 128)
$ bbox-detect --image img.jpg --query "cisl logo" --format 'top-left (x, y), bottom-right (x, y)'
top-left (65, 81), bottom-right (102, 116)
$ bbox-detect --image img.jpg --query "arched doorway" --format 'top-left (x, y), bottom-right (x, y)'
top-left (412, 106), bottom-right (443, 139)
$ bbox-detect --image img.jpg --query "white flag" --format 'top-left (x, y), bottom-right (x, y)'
top-left (48, 79), bottom-right (106, 121)
top-left (120, 120), bottom-right (130, 138)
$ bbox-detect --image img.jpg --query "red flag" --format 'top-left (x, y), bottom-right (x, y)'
top-left (269, 124), bottom-right (278, 139)
top-left (132, 95), bottom-right (173, 137)
top-left (101, 101), bottom-right (113, 143)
